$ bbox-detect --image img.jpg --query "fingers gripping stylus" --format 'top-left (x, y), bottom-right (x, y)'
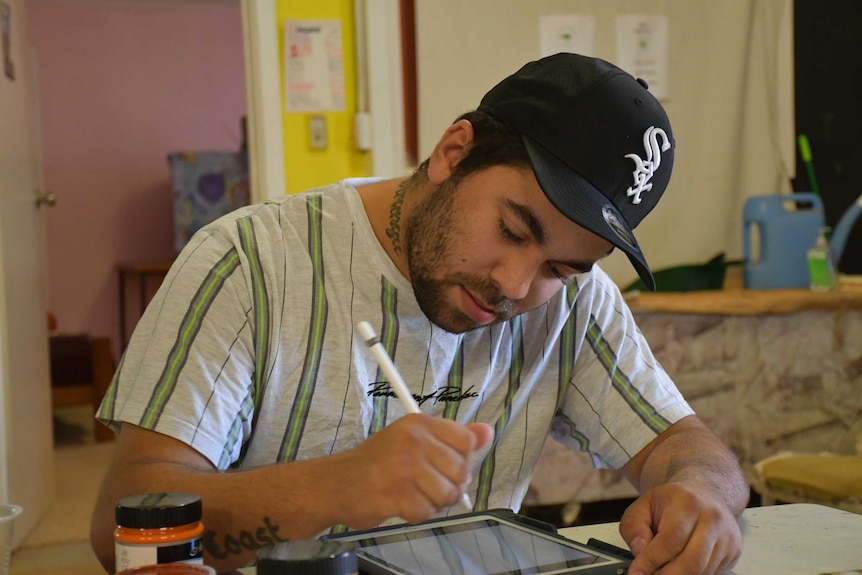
top-left (356, 321), bottom-right (474, 510)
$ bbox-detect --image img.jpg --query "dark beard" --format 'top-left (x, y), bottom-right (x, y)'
top-left (405, 179), bottom-right (516, 333)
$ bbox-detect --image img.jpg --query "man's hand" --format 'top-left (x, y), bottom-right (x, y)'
top-left (331, 413), bottom-right (495, 528)
top-left (620, 416), bottom-right (749, 575)
top-left (619, 482), bottom-right (743, 575)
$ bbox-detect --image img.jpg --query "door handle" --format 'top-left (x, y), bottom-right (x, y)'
top-left (35, 190), bottom-right (57, 208)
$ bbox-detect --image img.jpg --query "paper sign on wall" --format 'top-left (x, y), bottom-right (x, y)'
top-left (283, 19), bottom-right (345, 112)
top-left (615, 14), bottom-right (669, 100)
top-left (1, 0), bottom-right (14, 80)
top-left (539, 14), bottom-right (594, 58)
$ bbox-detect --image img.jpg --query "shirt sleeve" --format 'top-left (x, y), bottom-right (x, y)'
top-left (552, 268), bottom-right (694, 470)
top-left (96, 223), bottom-right (260, 469)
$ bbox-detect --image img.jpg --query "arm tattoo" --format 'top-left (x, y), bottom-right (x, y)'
top-left (202, 516), bottom-right (287, 559)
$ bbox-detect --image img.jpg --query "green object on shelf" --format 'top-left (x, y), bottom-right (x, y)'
top-left (797, 134), bottom-right (820, 197)
top-left (623, 253), bottom-right (744, 293)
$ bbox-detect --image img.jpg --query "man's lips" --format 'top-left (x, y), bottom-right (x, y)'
top-left (459, 286), bottom-right (497, 324)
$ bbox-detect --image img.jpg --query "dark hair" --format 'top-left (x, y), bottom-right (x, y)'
top-left (409, 109), bottom-right (531, 184)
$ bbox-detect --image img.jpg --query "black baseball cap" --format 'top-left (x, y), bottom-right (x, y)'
top-left (478, 52), bottom-right (674, 291)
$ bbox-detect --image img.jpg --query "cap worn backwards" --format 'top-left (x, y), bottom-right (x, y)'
top-left (477, 52), bottom-right (674, 292)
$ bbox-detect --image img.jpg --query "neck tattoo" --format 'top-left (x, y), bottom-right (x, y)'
top-left (385, 180), bottom-right (409, 254)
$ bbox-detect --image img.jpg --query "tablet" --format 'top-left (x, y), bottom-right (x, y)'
top-left (326, 510), bottom-right (631, 575)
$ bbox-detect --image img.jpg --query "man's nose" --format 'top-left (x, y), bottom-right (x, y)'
top-left (490, 256), bottom-right (539, 301)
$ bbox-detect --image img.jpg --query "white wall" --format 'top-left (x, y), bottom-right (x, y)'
top-left (413, 0), bottom-right (794, 288)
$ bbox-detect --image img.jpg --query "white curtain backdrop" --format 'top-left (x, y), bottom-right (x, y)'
top-left (414, 0), bottom-right (794, 288)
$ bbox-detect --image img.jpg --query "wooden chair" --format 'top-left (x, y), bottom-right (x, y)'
top-left (749, 451), bottom-right (862, 514)
top-left (49, 334), bottom-right (115, 442)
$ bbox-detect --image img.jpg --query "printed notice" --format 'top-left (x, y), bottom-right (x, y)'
top-left (283, 19), bottom-right (345, 112)
top-left (616, 14), bottom-right (669, 100)
top-left (1, 0), bottom-right (14, 80)
top-left (539, 14), bottom-right (594, 58)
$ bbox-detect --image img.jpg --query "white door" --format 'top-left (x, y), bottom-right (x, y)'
top-left (0, 0), bottom-right (54, 548)
top-left (240, 0), bottom-right (284, 202)
top-left (240, 0), bottom-right (407, 198)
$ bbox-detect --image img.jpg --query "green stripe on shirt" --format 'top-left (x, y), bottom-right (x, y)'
top-left (238, 216), bottom-right (271, 414)
top-left (279, 195), bottom-right (329, 462)
top-left (218, 216), bottom-right (271, 467)
top-left (553, 410), bottom-right (591, 452)
top-left (586, 314), bottom-right (671, 433)
top-left (97, 352), bottom-right (125, 422)
top-left (557, 280), bottom-right (579, 407)
top-left (475, 315), bottom-right (524, 510)
top-left (219, 394), bottom-right (255, 469)
top-left (140, 248), bottom-right (241, 428)
top-left (369, 276), bottom-right (400, 435)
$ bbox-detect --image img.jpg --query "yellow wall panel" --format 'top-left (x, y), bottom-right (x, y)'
top-left (276, 0), bottom-right (372, 194)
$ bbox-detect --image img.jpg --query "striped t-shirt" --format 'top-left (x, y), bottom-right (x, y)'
top-left (98, 180), bottom-right (693, 514)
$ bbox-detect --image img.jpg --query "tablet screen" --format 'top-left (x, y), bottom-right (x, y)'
top-left (341, 517), bottom-right (622, 575)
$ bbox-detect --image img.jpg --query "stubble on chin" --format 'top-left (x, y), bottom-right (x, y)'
top-left (404, 178), bottom-right (517, 333)
top-left (404, 183), bottom-right (471, 332)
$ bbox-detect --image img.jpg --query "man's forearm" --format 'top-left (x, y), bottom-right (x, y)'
top-left (93, 455), bottom-right (349, 573)
top-left (637, 421), bottom-right (749, 515)
top-left (619, 417), bottom-right (748, 575)
top-left (93, 416), bottom-right (485, 573)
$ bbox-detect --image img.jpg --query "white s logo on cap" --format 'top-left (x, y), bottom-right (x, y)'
top-left (625, 126), bottom-right (671, 205)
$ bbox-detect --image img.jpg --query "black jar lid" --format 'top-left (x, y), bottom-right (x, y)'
top-left (115, 492), bottom-right (202, 529)
top-left (257, 540), bottom-right (358, 575)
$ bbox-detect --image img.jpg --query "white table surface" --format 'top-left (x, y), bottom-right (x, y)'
top-left (559, 503), bottom-right (862, 575)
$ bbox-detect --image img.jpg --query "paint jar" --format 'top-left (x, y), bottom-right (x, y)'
top-left (257, 540), bottom-right (358, 575)
top-left (114, 493), bottom-right (205, 572)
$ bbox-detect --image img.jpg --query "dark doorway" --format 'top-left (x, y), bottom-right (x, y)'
top-left (792, 0), bottom-right (862, 274)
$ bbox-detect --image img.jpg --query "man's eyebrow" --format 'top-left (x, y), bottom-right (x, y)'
top-left (504, 199), bottom-right (613, 273)
top-left (505, 199), bottom-right (547, 244)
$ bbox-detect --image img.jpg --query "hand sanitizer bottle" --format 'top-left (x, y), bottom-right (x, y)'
top-left (807, 227), bottom-right (836, 291)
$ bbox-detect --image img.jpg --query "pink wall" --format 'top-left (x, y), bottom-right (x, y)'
top-left (28, 0), bottom-right (247, 360)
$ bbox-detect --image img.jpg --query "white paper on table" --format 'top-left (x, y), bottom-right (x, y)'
top-left (615, 14), bottom-right (669, 100)
top-left (539, 14), bottom-right (595, 58)
top-left (283, 19), bottom-right (345, 112)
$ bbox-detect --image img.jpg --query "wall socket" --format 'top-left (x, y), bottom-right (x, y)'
top-left (309, 115), bottom-right (327, 149)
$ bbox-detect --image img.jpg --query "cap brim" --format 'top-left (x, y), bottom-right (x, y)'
top-left (523, 135), bottom-right (656, 291)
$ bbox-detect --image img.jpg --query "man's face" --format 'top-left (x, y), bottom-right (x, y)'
top-left (405, 165), bottom-right (613, 333)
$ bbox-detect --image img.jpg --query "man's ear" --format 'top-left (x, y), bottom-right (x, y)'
top-left (426, 119), bottom-right (475, 185)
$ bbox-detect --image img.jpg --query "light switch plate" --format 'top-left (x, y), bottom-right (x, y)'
top-left (309, 115), bottom-right (327, 149)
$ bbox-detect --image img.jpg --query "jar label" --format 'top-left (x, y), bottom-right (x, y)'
top-left (116, 539), bottom-right (204, 571)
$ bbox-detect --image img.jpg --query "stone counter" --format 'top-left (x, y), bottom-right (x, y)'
top-left (636, 306), bottom-right (862, 464)
top-left (626, 287), bottom-right (862, 315)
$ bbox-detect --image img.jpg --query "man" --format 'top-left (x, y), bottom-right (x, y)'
top-left (91, 53), bottom-right (748, 574)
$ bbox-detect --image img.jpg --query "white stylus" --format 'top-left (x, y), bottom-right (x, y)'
top-left (356, 321), bottom-right (474, 510)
